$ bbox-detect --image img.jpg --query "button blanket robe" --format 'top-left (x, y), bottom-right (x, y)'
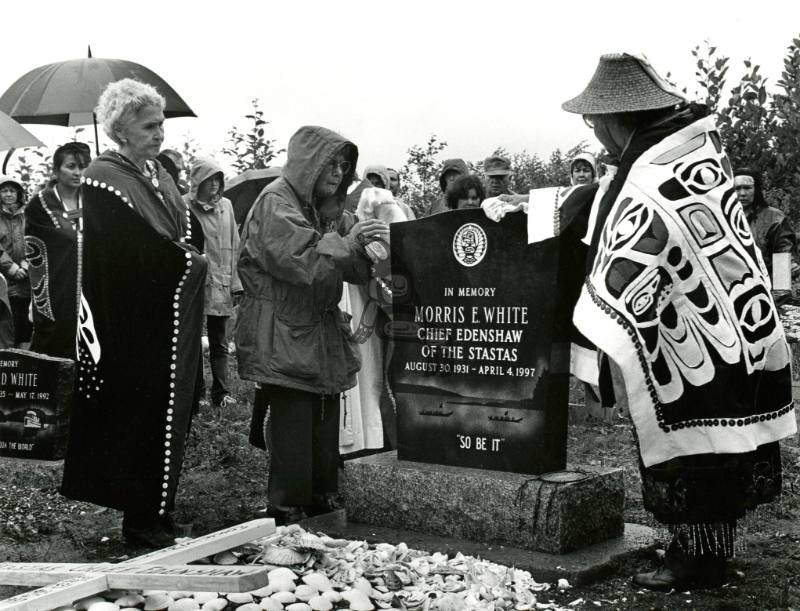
top-left (61, 152), bottom-right (206, 518)
top-left (516, 106), bottom-right (796, 555)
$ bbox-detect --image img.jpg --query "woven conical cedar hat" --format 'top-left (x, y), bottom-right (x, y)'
top-left (562, 53), bottom-right (686, 114)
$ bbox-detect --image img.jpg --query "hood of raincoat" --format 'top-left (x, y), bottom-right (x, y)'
top-left (363, 164), bottom-right (391, 190)
top-left (0, 175), bottom-right (25, 208)
top-left (283, 125), bottom-right (358, 211)
top-left (438, 158), bottom-right (469, 192)
top-left (188, 157), bottom-right (225, 202)
top-left (569, 152), bottom-right (598, 185)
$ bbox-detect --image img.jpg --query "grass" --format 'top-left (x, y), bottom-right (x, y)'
top-left (1, 358), bottom-right (799, 609)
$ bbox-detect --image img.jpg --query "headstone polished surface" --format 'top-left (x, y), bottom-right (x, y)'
top-left (389, 211), bottom-right (569, 474)
top-left (0, 349), bottom-right (74, 460)
top-left (343, 451), bottom-right (624, 554)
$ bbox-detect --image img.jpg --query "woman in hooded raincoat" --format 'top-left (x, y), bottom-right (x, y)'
top-left (0, 175), bottom-right (31, 346)
top-left (184, 157), bottom-right (242, 409)
top-left (237, 125), bottom-right (386, 523)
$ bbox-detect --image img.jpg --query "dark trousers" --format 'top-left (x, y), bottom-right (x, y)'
top-left (261, 384), bottom-right (340, 507)
top-left (206, 315), bottom-right (230, 404)
top-left (9, 295), bottom-right (32, 345)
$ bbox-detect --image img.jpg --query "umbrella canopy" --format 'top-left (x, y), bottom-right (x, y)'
top-left (0, 56), bottom-right (196, 126)
top-left (0, 110), bottom-right (44, 151)
top-left (224, 167), bottom-right (282, 225)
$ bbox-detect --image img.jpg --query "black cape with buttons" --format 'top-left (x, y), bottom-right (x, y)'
top-left (61, 151), bottom-right (206, 516)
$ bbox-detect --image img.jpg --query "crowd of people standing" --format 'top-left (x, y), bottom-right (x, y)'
top-left (0, 50), bottom-right (796, 592)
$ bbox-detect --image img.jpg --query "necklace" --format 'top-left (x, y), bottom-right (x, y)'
top-left (50, 186), bottom-right (82, 230)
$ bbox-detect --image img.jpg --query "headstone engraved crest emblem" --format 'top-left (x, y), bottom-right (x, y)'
top-left (453, 223), bottom-right (487, 267)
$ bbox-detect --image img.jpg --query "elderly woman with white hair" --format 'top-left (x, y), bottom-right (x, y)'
top-left (61, 79), bottom-right (207, 548)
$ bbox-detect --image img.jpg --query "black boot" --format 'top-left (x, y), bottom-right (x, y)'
top-left (123, 512), bottom-right (176, 548)
top-left (266, 505), bottom-right (307, 526)
top-left (633, 537), bottom-right (728, 591)
top-left (633, 537), bottom-right (697, 591)
top-left (304, 493), bottom-right (342, 517)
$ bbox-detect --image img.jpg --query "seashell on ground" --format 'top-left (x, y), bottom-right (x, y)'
top-left (199, 598), bottom-right (227, 611)
top-left (268, 579), bottom-right (296, 592)
top-left (320, 591), bottom-right (341, 603)
top-left (294, 584), bottom-right (318, 602)
top-left (308, 595), bottom-right (333, 611)
top-left (290, 535), bottom-right (328, 552)
top-left (352, 577), bottom-right (373, 596)
top-left (258, 598), bottom-right (283, 611)
top-left (262, 545), bottom-right (310, 566)
top-left (301, 573), bottom-right (332, 592)
top-left (75, 597), bottom-right (107, 610)
top-left (168, 599), bottom-right (200, 611)
top-left (115, 594), bottom-right (145, 607)
top-left (247, 585), bottom-right (274, 597)
top-left (191, 593), bottom-right (218, 605)
top-left (270, 591), bottom-right (297, 605)
top-left (213, 551), bottom-right (238, 565)
top-left (87, 603), bottom-right (119, 611)
top-left (226, 593), bottom-right (254, 604)
top-left (100, 591), bottom-right (128, 600)
top-left (341, 590), bottom-right (373, 611)
top-left (268, 567), bottom-right (298, 583)
top-left (143, 594), bottom-right (172, 611)
top-left (285, 604), bottom-right (311, 611)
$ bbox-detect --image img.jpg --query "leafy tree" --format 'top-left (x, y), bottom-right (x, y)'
top-left (179, 132), bottom-right (201, 170)
top-left (398, 134), bottom-right (448, 217)
top-left (693, 37), bottom-right (800, 226)
top-left (222, 99), bottom-right (284, 173)
top-left (495, 142), bottom-right (593, 193)
top-left (7, 148), bottom-right (51, 197)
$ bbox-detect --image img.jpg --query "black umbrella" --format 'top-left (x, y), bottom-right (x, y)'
top-left (0, 47), bottom-right (195, 154)
top-left (224, 167), bottom-right (282, 226)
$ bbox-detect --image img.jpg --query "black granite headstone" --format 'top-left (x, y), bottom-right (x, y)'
top-left (0, 349), bottom-right (74, 460)
top-left (389, 210), bottom-right (569, 474)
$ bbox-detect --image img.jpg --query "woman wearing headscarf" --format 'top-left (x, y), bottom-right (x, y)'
top-left (60, 79), bottom-right (207, 548)
top-left (568, 152), bottom-right (598, 186)
top-left (25, 142), bottom-right (91, 358)
top-left (733, 167), bottom-right (797, 281)
top-left (484, 53), bottom-right (795, 590)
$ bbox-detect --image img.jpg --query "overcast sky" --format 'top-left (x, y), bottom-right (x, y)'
top-left (2, 0), bottom-right (800, 174)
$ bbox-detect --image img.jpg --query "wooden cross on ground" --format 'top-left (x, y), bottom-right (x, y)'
top-left (0, 518), bottom-right (276, 611)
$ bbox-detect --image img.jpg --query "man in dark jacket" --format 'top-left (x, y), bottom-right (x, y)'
top-left (237, 125), bottom-right (386, 523)
top-left (483, 155), bottom-right (515, 198)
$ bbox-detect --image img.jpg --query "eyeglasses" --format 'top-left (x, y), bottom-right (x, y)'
top-left (583, 115), bottom-right (595, 129)
top-left (326, 159), bottom-right (351, 175)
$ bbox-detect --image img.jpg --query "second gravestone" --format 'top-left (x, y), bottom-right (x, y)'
top-left (0, 349), bottom-right (75, 460)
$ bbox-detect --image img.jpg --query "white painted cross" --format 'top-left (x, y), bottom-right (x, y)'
top-left (0, 518), bottom-right (276, 611)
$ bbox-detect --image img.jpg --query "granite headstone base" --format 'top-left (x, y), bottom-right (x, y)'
top-left (343, 451), bottom-right (624, 555)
